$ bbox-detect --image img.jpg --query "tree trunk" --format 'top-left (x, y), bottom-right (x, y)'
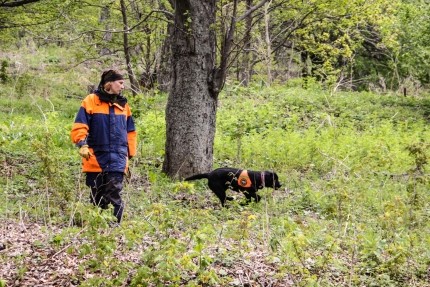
top-left (264, 0), bottom-right (272, 85)
top-left (162, 0), bottom-right (217, 178)
top-left (240, 0), bottom-right (253, 86)
top-left (157, 21), bottom-right (174, 92)
top-left (99, 6), bottom-right (112, 56)
top-left (120, 0), bottom-right (140, 96)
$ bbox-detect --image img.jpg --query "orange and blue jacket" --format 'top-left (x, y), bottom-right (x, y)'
top-left (70, 92), bottom-right (137, 173)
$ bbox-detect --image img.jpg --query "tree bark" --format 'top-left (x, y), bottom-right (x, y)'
top-left (162, 0), bottom-right (217, 178)
top-left (264, 0), bottom-right (272, 85)
top-left (157, 21), bottom-right (174, 92)
top-left (240, 0), bottom-right (253, 86)
top-left (163, 0), bottom-right (269, 178)
top-left (120, 0), bottom-right (140, 96)
top-left (99, 6), bottom-right (112, 56)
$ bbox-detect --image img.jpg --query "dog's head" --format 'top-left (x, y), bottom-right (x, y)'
top-left (264, 171), bottom-right (282, 189)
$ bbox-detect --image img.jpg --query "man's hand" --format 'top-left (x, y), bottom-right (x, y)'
top-left (125, 167), bottom-right (132, 184)
top-left (79, 145), bottom-right (92, 160)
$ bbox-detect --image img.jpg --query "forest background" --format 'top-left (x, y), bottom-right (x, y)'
top-left (1, 0), bottom-right (430, 286)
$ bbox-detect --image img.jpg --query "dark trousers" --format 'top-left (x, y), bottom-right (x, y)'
top-left (86, 172), bottom-right (125, 223)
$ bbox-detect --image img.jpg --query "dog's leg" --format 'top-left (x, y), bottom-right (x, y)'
top-left (247, 189), bottom-right (261, 203)
top-left (215, 190), bottom-right (228, 206)
top-left (239, 192), bottom-right (251, 206)
top-left (254, 194), bottom-right (261, 202)
top-left (209, 182), bottom-right (229, 206)
top-left (244, 192), bottom-right (252, 202)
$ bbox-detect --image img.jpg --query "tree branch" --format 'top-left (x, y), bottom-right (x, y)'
top-left (236, 0), bottom-right (271, 22)
top-left (1, 0), bottom-right (40, 7)
top-left (77, 9), bottom-right (173, 34)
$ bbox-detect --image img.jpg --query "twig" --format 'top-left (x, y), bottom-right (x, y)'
top-left (49, 226), bottom-right (89, 259)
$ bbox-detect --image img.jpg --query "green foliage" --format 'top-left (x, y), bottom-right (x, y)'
top-left (2, 0), bottom-right (430, 93)
top-left (396, 1), bottom-right (430, 84)
top-left (1, 49), bottom-right (430, 286)
top-left (2, 3), bottom-right (430, 285)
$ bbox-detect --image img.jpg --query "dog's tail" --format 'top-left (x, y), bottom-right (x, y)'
top-left (184, 173), bottom-right (209, 181)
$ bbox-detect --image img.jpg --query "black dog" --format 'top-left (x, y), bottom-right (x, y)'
top-left (185, 168), bottom-right (282, 206)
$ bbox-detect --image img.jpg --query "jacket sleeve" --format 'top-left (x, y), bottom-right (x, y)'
top-left (126, 105), bottom-right (137, 157)
top-left (70, 97), bottom-right (92, 146)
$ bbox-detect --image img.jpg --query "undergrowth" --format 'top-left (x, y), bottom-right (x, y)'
top-left (1, 46), bottom-right (430, 286)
